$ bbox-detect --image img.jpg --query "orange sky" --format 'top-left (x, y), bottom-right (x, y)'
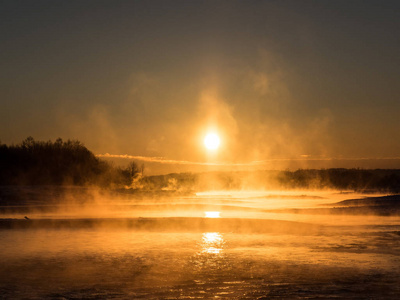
top-left (1, 1), bottom-right (399, 174)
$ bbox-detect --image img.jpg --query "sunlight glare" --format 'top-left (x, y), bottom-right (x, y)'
top-left (204, 133), bottom-right (220, 150)
top-left (204, 211), bottom-right (220, 218)
top-left (202, 232), bottom-right (224, 254)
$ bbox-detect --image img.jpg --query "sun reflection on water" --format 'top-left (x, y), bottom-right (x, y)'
top-left (204, 211), bottom-right (220, 218)
top-left (191, 232), bottom-right (227, 274)
top-left (202, 232), bottom-right (224, 254)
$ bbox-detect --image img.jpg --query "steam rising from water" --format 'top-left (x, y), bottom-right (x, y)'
top-left (1, 187), bottom-right (400, 298)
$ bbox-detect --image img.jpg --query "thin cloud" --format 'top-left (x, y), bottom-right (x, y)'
top-left (97, 153), bottom-right (222, 166)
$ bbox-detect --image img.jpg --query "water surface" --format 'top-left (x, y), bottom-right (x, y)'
top-left (1, 190), bottom-right (400, 299)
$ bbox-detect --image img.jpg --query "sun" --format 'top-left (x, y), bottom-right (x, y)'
top-left (204, 133), bottom-right (220, 150)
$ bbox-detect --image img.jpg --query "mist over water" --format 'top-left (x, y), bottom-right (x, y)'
top-left (2, 0), bottom-right (400, 297)
top-left (1, 187), bottom-right (400, 299)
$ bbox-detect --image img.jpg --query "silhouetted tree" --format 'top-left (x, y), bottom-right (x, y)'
top-left (0, 137), bottom-right (142, 187)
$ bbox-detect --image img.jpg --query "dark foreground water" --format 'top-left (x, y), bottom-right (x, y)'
top-left (1, 190), bottom-right (400, 299)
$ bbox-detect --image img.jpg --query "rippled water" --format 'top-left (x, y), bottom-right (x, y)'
top-left (1, 190), bottom-right (400, 299)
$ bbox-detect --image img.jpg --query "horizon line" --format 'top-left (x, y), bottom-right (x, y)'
top-left (96, 153), bottom-right (400, 167)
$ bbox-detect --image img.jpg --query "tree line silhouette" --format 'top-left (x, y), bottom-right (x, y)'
top-left (276, 168), bottom-right (400, 192)
top-left (142, 169), bottom-right (400, 193)
top-left (0, 137), bottom-right (139, 187)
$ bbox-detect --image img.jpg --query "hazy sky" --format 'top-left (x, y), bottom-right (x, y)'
top-left (1, 1), bottom-right (400, 173)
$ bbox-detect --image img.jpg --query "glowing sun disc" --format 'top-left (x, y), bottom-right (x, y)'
top-left (204, 133), bottom-right (220, 150)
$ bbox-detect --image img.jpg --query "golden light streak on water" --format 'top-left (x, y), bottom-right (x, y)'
top-left (201, 232), bottom-right (224, 254)
top-left (204, 211), bottom-right (220, 218)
